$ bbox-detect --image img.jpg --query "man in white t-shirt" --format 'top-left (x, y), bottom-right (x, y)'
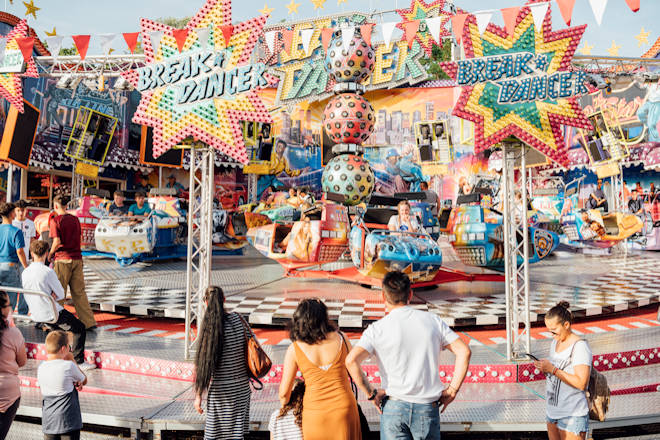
top-left (346, 271), bottom-right (471, 440)
top-left (12, 200), bottom-right (36, 262)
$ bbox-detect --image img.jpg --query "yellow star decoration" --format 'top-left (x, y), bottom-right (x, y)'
top-left (311, 0), bottom-right (326, 10)
top-left (45, 27), bottom-right (57, 37)
top-left (607, 40), bottom-right (621, 56)
top-left (635, 27), bottom-right (650, 47)
top-left (579, 42), bottom-right (593, 55)
top-left (258, 2), bottom-right (274, 16)
top-left (286, 0), bottom-right (301, 15)
top-left (337, 0), bottom-right (347, 4)
top-left (23, 0), bottom-right (40, 19)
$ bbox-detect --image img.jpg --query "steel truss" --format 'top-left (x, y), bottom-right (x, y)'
top-left (502, 141), bottom-right (531, 361)
top-left (184, 146), bottom-right (215, 360)
top-left (35, 54), bottom-right (145, 78)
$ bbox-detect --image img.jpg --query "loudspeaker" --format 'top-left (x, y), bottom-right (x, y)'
top-left (0, 99), bottom-right (40, 169)
top-left (139, 126), bottom-right (183, 168)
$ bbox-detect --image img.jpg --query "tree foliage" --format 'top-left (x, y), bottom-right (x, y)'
top-left (418, 41), bottom-right (452, 80)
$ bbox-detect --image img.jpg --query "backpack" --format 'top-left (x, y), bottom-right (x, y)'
top-left (569, 340), bottom-right (610, 421)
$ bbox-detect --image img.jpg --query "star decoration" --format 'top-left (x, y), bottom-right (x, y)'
top-left (607, 40), bottom-right (621, 56)
top-left (0, 20), bottom-right (39, 113)
top-left (45, 27), bottom-right (57, 37)
top-left (396, 0), bottom-right (452, 57)
top-left (579, 42), bottom-right (593, 55)
top-left (337, 0), bottom-right (347, 4)
top-left (122, 0), bottom-right (275, 164)
top-left (259, 2), bottom-right (274, 16)
top-left (23, 0), bottom-right (39, 19)
top-left (441, 6), bottom-right (591, 167)
top-left (311, 0), bottom-right (326, 10)
top-left (635, 27), bottom-right (650, 47)
top-left (286, 0), bottom-right (301, 14)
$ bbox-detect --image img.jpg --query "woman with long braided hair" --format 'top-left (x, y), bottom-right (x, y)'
top-left (194, 286), bottom-right (251, 439)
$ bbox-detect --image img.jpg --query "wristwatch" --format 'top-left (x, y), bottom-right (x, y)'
top-left (367, 389), bottom-right (378, 400)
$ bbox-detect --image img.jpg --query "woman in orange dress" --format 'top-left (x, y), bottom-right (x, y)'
top-left (279, 299), bottom-right (361, 440)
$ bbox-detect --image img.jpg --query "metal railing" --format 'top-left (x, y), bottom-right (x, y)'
top-left (3, 286), bottom-right (59, 324)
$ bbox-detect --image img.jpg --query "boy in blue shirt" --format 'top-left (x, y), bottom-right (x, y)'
top-left (0, 202), bottom-right (28, 314)
top-left (128, 191), bottom-right (151, 217)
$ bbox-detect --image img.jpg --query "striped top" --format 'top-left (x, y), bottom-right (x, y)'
top-left (268, 410), bottom-right (303, 440)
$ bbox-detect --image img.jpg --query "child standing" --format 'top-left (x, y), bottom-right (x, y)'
top-left (12, 200), bottom-right (35, 263)
top-left (269, 379), bottom-right (304, 440)
top-left (37, 331), bottom-right (87, 440)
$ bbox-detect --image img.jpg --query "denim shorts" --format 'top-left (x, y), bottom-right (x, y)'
top-left (547, 414), bottom-right (589, 434)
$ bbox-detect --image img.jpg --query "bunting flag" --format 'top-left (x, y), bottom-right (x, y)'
top-left (624, 0), bottom-right (639, 12)
top-left (341, 26), bottom-right (355, 52)
top-left (451, 13), bottom-right (468, 43)
top-left (282, 29), bottom-right (294, 54)
top-left (71, 35), bottom-right (91, 60)
top-left (99, 34), bottom-right (116, 55)
top-left (321, 28), bottom-right (333, 52)
top-left (172, 29), bottom-right (189, 52)
top-left (195, 26), bottom-right (211, 50)
top-left (15, 37), bottom-right (34, 62)
top-left (425, 16), bottom-right (442, 45)
top-left (474, 10), bottom-right (492, 34)
top-left (556, 0), bottom-right (576, 26)
top-left (501, 7), bottom-right (520, 37)
top-left (381, 22), bottom-right (397, 49)
top-left (219, 25), bottom-right (234, 47)
top-left (529, 2), bottom-right (550, 31)
top-left (360, 23), bottom-right (374, 47)
top-left (150, 31), bottom-right (164, 55)
top-left (264, 30), bottom-right (277, 54)
top-left (402, 20), bottom-right (420, 49)
top-left (122, 32), bottom-right (140, 53)
top-left (588, 0), bottom-right (607, 26)
top-left (300, 28), bottom-right (315, 55)
top-left (45, 35), bottom-right (64, 58)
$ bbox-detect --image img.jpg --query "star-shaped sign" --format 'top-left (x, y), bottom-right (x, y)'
top-left (396, 0), bottom-right (451, 57)
top-left (635, 27), bottom-right (650, 47)
top-left (579, 41), bottom-right (593, 55)
top-left (123, 0), bottom-right (275, 164)
top-left (0, 20), bottom-right (39, 113)
top-left (607, 40), bottom-right (621, 56)
top-left (23, 0), bottom-right (39, 19)
top-left (259, 2), bottom-right (274, 16)
top-left (45, 27), bottom-right (57, 37)
top-left (286, 0), bottom-right (301, 15)
top-left (441, 6), bottom-right (591, 167)
top-left (311, 0), bottom-right (326, 10)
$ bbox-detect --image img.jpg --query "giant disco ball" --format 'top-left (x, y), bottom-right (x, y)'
top-left (325, 28), bottom-right (375, 83)
top-left (322, 154), bottom-right (374, 206)
top-left (323, 93), bottom-right (375, 145)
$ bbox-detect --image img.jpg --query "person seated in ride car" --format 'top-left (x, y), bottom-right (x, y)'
top-left (388, 200), bottom-right (420, 233)
top-left (128, 191), bottom-right (152, 218)
top-left (107, 190), bottom-right (129, 216)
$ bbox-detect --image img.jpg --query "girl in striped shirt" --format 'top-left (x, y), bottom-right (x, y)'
top-left (269, 379), bottom-right (304, 440)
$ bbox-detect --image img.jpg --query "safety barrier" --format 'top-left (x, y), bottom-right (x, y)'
top-left (2, 285), bottom-right (59, 324)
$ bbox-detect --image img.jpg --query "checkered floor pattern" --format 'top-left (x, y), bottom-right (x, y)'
top-left (76, 252), bottom-right (660, 328)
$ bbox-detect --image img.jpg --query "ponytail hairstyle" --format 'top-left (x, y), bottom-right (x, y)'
top-left (546, 301), bottom-right (573, 325)
top-left (278, 379), bottom-right (305, 427)
top-left (194, 286), bottom-right (227, 395)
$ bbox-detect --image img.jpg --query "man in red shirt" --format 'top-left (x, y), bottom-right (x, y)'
top-left (48, 195), bottom-right (96, 329)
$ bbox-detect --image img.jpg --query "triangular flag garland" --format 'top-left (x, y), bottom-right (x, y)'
top-left (402, 20), bottom-right (420, 49)
top-left (150, 31), bottom-right (164, 55)
top-left (264, 30), bottom-right (277, 54)
top-left (71, 35), bottom-right (90, 60)
top-left (282, 29), bottom-right (294, 54)
top-left (172, 29), bottom-right (189, 53)
top-left (425, 16), bottom-right (442, 45)
top-left (451, 13), bottom-right (468, 44)
top-left (195, 26), bottom-right (211, 51)
top-left (321, 28), bottom-right (333, 52)
top-left (474, 10), bottom-right (492, 35)
top-left (300, 28), bottom-right (315, 55)
top-left (556, 0), bottom-right (576, 26)
top-left (588, 0), bottom-right (607, 26)
top-left (341, 26), bottom-right (355, 52)
top-left (529, 2), bottom-right (550, 31)
top-left (381, 22), bottom-right (397, 49)
top-left (122, 32), bottom-right (139, 54)
top-left (360, 23), bottom-right (374, 47)
top-left (501, 7), bottom-right (520, 37)
top-left (15, 37), bottom-right (34, 62)
top-left (219, 25), bottom-right (234, 47)
top-left (99, 33), bottom-right (116, 55)
top-left (624, 0), bottom-right (640, 12)
top-left (45, 35), bottom-right (64, 58)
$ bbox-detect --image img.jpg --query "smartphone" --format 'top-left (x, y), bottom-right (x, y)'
top-left (526, 353), bottom-right (539, 361)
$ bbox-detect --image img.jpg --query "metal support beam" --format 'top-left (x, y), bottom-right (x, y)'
top-left (184, 146), bottom-right (215, 360)
top-left (35, 54), bottom-right (145, 78)
top-left (71, 163), bottom-right (84, 200)
top-left (502, 141), bottom-right (531, 361)
top-left (247, 173), bottom-right (258, 204)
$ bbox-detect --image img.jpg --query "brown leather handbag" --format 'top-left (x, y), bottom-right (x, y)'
top-left (237, 314), bottom-right (272, 389)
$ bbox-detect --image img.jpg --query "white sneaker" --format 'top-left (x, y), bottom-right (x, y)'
top-left (78, 362), bottom-right (97, 372)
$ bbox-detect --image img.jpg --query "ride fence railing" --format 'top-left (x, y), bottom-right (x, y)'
top-left (2, 286), bottom-right (59, 324)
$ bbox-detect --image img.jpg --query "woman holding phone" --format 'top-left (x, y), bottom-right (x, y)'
top-left (534, 302), bottom-right (592, 440)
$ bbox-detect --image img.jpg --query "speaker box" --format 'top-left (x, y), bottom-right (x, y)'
top-left (139, 126), bottom-right (183, 168)
top-left (0, 99), bottom-right (40, 169)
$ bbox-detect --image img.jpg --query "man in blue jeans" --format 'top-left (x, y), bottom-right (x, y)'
top-left (346, 271), bottom-right (471, 439)
top-left (0, 202), bottom-right (28, 314)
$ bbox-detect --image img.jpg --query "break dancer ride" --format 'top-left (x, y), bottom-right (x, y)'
top-left (247, 26), bottom-right (502, 288)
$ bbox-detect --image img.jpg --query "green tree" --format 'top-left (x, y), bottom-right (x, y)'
top-left (158, 16), bottom-right (191, 28)
top-left (418, 41), bottom-right (452, 80)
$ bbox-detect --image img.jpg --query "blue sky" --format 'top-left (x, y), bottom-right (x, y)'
top-left (3, 0), bottom-right (657, 57)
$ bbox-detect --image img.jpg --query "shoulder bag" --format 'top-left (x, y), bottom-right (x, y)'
top-left (237, 313), bottom-right (272, 390)
top-left (568, 339), bottom-right (611, 421)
